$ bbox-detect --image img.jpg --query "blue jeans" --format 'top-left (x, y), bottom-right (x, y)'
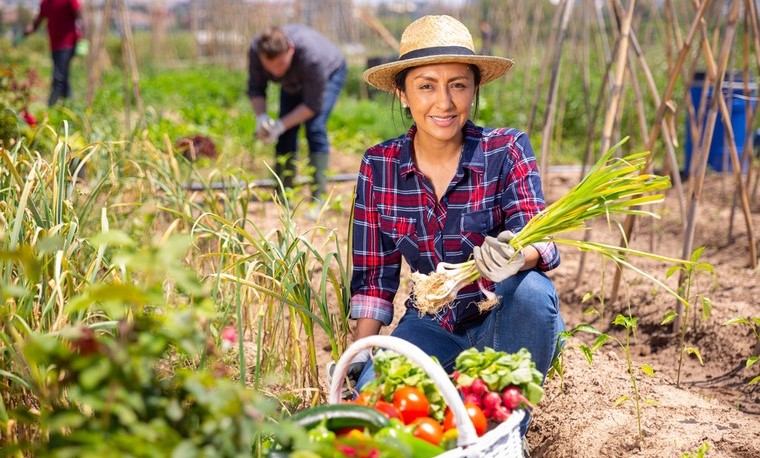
top-left (50, 47), bottom-right (76, 107)
top-left (276, 62), bottom-right (347, 157)
top-left (355, 269), bottom-right (565, 436)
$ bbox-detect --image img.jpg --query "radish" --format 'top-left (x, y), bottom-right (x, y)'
top-left (501, 385), bottom-right (522, 410)
top-left (491, 406), bottom-right (510, 422)
top-left (463, 393), bottom-right (482, 407)
top-left (482, 391), bottom-right (502, 411)
top-left (470, 378), bottom-right (487, 396)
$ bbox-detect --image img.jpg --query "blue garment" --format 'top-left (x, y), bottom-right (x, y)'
top-left (276, 61), bottom-right (347, 156)
top-left (355, 269), bottom-right (565, 436)
top-left (50, 47), bottom-right (75, 106)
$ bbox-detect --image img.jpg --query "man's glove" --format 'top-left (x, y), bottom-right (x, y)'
top-left (255, 114), bottom-right (274, 140)
top-left (261, 120), bottom-right (285, 145)
top-left (473, 230), bottom-right (525, 283)
top-left (327, 348), bottom-right (371, 399)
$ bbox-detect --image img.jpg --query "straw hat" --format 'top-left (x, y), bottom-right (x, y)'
top-left (363, 15), bottom-right (514, 93)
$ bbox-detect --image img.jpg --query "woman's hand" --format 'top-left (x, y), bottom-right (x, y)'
top-left (473, 230), bottom-right (526, 282)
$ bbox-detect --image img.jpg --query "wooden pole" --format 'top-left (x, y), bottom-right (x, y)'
top-left (727, 7), bottom-right (756, 242)
top-left (85, 0), bottom-right (113, 106)
top-left (599, 0), bottom-right (636, 156)
top-left (685, 0), bottom-right (756, 268)
top-left (117, 0), bottom-right (142, 116)
top-left (608, 0), bottom-right (712, 303)
top-left (744, 0), bottom-right (760, 204)
top-left (526, 1), bottom-right (565, 136)
top-left (614, 0), bottom-right (687, 228)
top-left (539, 0), bottom-right (576, 180)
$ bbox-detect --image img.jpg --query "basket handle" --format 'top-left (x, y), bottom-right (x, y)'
top-left (328, 335), bottom-right (480, 448)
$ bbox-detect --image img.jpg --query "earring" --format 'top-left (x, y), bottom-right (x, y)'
top-left (402, 103), bottom-right (408, 109)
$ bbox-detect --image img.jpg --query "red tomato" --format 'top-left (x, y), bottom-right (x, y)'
top-left (443, 408), bottom-right (456, 431)
top-left (410, 416), bottom-right (444, 446)
top-left (464, 402), bottom-right (488, 436)
top-left (374, 400), bottom-right (403, 421)
top-left (392, 386), bottom-right (430, 424)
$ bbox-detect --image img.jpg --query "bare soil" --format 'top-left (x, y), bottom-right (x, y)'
top-left (297, 150), bottom-right (760, 457)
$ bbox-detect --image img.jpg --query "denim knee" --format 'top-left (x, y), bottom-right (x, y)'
top-left (492, 270), bottom-right (564, 378)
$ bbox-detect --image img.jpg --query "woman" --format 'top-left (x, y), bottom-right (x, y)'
top-left (349, 15), bottom-right (565, 436)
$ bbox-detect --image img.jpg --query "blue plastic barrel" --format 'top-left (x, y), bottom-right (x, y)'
top-left (683, 71), bottom-right (757, 174)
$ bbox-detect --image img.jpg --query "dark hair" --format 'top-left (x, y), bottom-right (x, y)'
top-left (256, 27), bottom-right (290, 58)
top-left (393, 64), bottom-right (482, 118)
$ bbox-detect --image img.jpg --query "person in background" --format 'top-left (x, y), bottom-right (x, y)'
top-left (25, 0), bottom-right (85, 107)
top-left (247, 25), bottom-right (347, 203)
top-left (479, 19), bottom-right (494, 55)
top-left (347, 15), bottom-right (565, 442)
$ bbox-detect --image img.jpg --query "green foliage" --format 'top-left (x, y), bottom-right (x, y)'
top-left (663, 247), bottom-right (718, 386)
top-left (559, 317), bottom-right (656, 442)
top-left (723, 316), bottom-right (760, 385)
top-left (681, 442), bottom-right (711, 458)
top-left (17, 301), bottom-right (273, 457)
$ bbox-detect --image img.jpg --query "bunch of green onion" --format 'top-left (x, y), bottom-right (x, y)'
top-left (412, 139), bottom-right (684, 315)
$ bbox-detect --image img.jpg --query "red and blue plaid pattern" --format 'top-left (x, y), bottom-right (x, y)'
top-left (351, 121), bottom-right (560, 331)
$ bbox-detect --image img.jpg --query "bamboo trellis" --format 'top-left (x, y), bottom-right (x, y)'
top-left (488, 0), bottom-right (758, 322)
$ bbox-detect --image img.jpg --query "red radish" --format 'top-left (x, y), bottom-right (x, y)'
top-left (482, 391), bottom-right (502, 410)
top-left (459, 384), bottom-right (472, 396)
top-left (450, 370), bottom-right (460, 381)
top-left (463, 393), bottom-right (482, 407)
top-left (491, 406), bottom-right (510, 422)
top-left (482, 407), bottom-right (495, 419)
top-left (470, 378), bottom-right (487, 396)
top-left (501, 385), bottom-right (522, 410)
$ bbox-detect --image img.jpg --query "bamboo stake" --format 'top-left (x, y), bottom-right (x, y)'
top-left (526, 1), bottom-right (565, 135)
top-left (600, 0), bottom-right (636, 164)
top-left (609, 0), bottom-right (713, 303)
top-left (686, 0), bottom-right (756, 269)
top-left (613, 0), bottom-right (686, 228)
top-left (539, 0), bottom-right (576, 181)
top-left (595, 0), bottom-right (638, 285)
top-left (574, 0), bottom-right (636, 288)
top-left (745, 0), bottom-right (760, 204)
top-left (674, 0), bottom-right (753, 332)
top-left (117, 0), bottom-right (143, 116)
top-left (727, 8), bottom-right (756, 242)
top-left (85, 0), bottom-right (114, 106)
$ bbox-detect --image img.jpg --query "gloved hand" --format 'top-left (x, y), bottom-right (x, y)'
top-left (473, 230), bottom-right (525, 283)
top-left (261, 119), bottom-right (285, 145)
top-left (327, 348), bottom-right (371, 399)
top-left (255, 114), bottom-right (274, 140)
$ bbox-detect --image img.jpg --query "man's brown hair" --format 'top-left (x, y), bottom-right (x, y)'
top-left (256, 27), bottom-right (291, 58)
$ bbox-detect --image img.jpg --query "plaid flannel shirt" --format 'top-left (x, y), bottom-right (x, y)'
top-left (350, 121), bottom-right (560, 331)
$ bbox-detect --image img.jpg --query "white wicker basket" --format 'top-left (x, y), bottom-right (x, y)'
top-left (328, 335), bottom-right (525, 458)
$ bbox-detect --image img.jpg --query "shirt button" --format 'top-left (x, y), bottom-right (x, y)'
top-left (481, 222), bottom-right (487, 230)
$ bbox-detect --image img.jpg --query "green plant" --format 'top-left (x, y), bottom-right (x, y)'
top-left (195, 187), bottom-right (352, 405)
top-left (560, 318), bottom-right (657, 442)
top-left (661, 247), bottom-right (717, 386)
top-left (681, 441), bottom-right (711, 458)
top-left (723, 316), bottom-right (760, 385)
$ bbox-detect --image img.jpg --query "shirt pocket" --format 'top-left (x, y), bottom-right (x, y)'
top-left (460, 207), bottom-right (503, 250)
top-left (379, 214), bottom-right (419, 265)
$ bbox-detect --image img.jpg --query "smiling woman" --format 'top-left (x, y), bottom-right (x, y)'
top-left (344, 14), bottom-right (565, 440)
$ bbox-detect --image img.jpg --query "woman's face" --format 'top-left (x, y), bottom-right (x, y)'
top-left (398, 63), bottom-right (476, 146)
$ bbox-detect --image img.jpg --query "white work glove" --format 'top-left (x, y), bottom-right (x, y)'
top-left (473, 230), bottom-right (525, 283)
top-left (327, 348), bottom-right (371, 399)
top-left (255, 114), bottom-right (274, 140)
top-left (261, 120), bottom-right (285, 145)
